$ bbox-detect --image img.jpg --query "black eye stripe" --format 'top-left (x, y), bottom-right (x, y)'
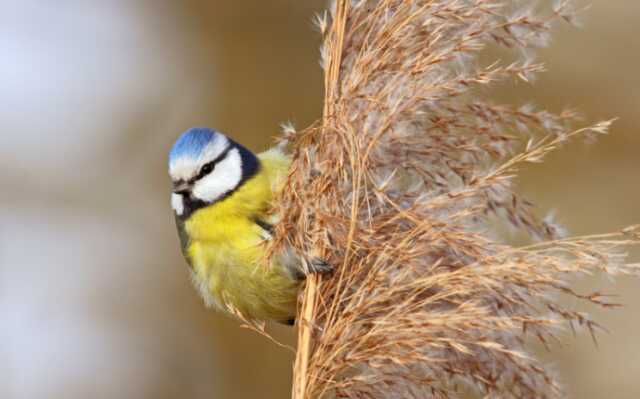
top-left (196, 161), bottom-right (214, 180)
top-left (192, 144), bottom-right (234, 183)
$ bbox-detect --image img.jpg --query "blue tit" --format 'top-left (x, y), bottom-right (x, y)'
top-left (168, 127), bottom-right (329, 324)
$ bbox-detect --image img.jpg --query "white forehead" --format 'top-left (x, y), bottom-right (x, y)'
top-left (169, 134), bottom-right (229, 181)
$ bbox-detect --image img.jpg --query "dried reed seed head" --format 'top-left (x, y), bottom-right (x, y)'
top-left (274, 1), bottom-right (640, 398)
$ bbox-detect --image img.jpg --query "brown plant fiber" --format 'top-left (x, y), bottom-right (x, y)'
top-left (272, 1), bottom-right (640, 398)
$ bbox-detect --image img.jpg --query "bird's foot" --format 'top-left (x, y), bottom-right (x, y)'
top-left (308, 257), bottom-right (334, 275)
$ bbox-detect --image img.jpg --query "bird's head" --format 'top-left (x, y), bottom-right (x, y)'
top-left (168, 127), bottom-right (259, 218)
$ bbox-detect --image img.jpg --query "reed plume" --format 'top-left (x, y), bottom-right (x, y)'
top-left (270, 1), bottom-right (640, 397)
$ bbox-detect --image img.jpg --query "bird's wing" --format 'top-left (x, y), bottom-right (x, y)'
top-left (174, 213), bottom-right (193, 268)
top-left (252, 216), bottom-right (274, 241)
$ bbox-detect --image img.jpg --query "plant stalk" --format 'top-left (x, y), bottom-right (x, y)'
top-left (292, 1), bottom-right (349, 398)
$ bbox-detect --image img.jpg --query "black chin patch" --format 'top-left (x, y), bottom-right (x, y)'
top-left (178, 195), bottom-right (208, 220)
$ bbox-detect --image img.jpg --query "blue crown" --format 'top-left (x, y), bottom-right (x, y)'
top-left (169, 127), bottom-right (217, 164)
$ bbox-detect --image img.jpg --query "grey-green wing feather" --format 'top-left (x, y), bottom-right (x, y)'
top-left (174, 214), bottom-right (192, 267)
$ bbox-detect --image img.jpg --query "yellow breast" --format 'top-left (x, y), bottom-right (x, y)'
top-left (184, 148), bottom-right (298, 322)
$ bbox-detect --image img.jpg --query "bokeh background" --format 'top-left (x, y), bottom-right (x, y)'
top-left (0, 1), bottom-right (638, 398)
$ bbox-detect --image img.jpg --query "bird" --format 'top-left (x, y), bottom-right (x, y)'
top-left (168, 127), bottom-right (330, 324)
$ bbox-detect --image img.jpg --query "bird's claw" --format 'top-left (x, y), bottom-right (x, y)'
top-left (308, 258), bottom-right (333, 275)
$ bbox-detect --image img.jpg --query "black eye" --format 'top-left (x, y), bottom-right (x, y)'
top-left (200, 162), bottom-right (214, 176)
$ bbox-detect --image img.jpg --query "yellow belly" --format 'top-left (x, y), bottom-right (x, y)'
top-left (180, 147), bottom-right (298, 322)
top-left (186, 214), bottom-right (299, 322)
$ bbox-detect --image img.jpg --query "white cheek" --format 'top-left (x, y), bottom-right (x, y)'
top-left (192, 148), bottom-right (243, 202)
top-left (171, 193), bottom-right (185, 215)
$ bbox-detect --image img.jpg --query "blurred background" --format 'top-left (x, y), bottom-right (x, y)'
top-left (0, 1), bottom-right (638, 398)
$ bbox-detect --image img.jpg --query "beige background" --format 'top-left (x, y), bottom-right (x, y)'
top-left (0, 1), bottom-right (638, 398)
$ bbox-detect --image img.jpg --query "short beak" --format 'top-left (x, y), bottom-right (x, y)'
top-left (172, 181), bottom-right (191, 195)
